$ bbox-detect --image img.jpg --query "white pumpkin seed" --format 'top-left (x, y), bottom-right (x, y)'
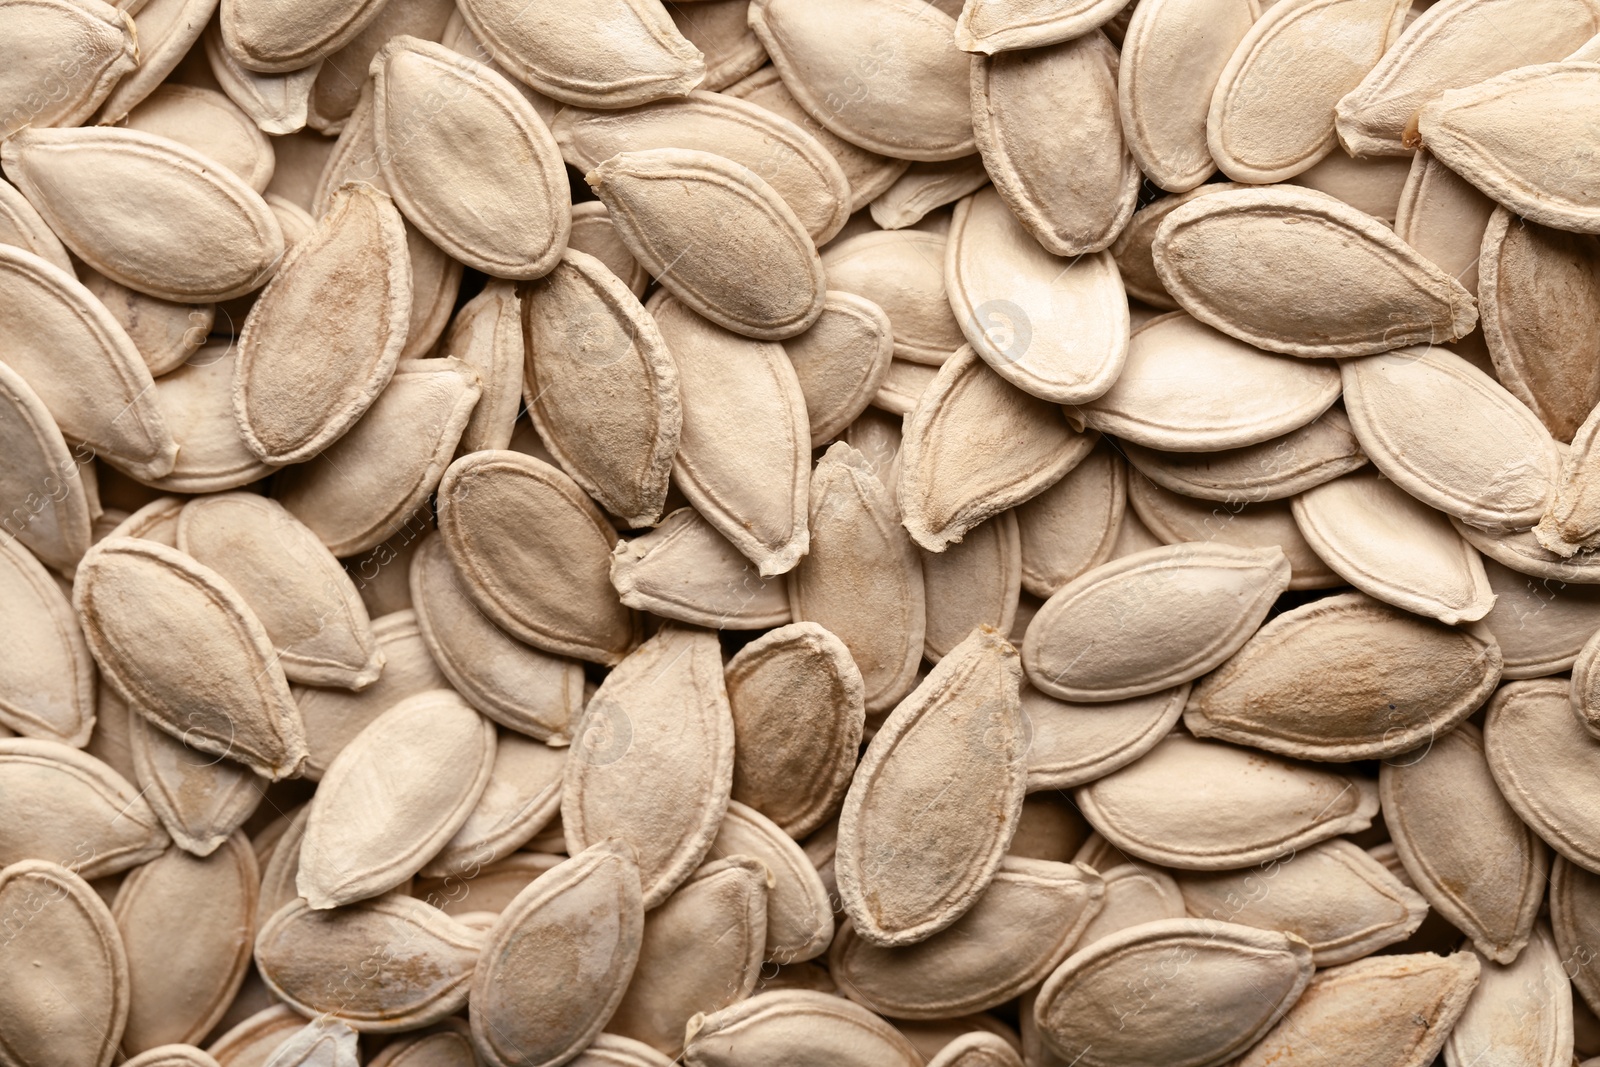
top-left (1477, 559), bottom-right (1600, 679)
top-left (821, 230), bottom-right (965, 366)
top-left (136, 342), bottom-right (277, 494)
top-left (1014, 439), bottom-right (1125, 598)
top-left (204, 1005), bottom-right (310, 1067)
top-left (123, 85), bottom-right (276, 194)
top-left (77, 266), bottom-right (214, 379)
top-left (1444, 925), bottom-right (1573, 1067)
top-left (253, 803), bottom-right (307, 930)
top-left (1552, 857), bottom-right (1600, 1018)
top-left (568, 201), bottom-right (649, 297)
top-left (956, 0), bottom-right (1129, 52)
top-left (1285, 150), bottom-right (1414, 222)
top-left (419, 729), bottom-right (565, 878)
top-left (926, 1032), bottom-right (1023, 1067)
top-left (707, 801), bottom-right (833, 962)
top-left (203, 23), bottom-right (320, 136)
top-left (0, 738), bottom-right (169, 877)
top-left (303, 0), bottom-right (456, 134)
top-left (0, 534), bottom-right (95, 745)
top-left (668, 0), bottom-right (764, 91)
top-left (1110, 183), bottom-right (1248, 309)
top-left (682, 990), bottom-right (923, 1067)
top-left (610, 508), bottom-right (792, 630)
top-left (251, 1019), bottom-right (360, 1067)
top-left (922, 512), bottom-right (1021, 663)
top-left (95, 0), bottom-right (216, 123)
top-left (0, 0), bottom-right (136, 137)
top-left (1457, 520), bottom-right (1600, 586)
top-left (128, 712), bottom-right (262, 859)
top-left (1486, 678), bottom-right (1600, 874)
top-left (1394, 149), bottom-right (1497, 296)
top-left (869, 157), bottom-right (991, 231)
top-left (783, 291), bottom-right (895, 446)
top-left (442, 281), bottom-right (522, 454)
top-left (219, 0), bottom-right (387, 74)
top-left (1024, 684), bottom-right (1189, 790)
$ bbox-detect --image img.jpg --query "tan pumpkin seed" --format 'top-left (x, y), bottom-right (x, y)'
top-left (0, 0), bottom-right (136, 137)
top-left (95, 0), bottom-right (215, 123)
top-left (233, 181), bottom-right (409, 465)
top-left (723, 623), bottom-right (864, 839)
top-left (1207, 0), bottom-right (1408, 185)
top-left (1335, 0), bottom-right (1600, 157)
top-left (0, 174), bottom-right (73, 274)
top-left (956, 0), bottom-right (1128, 52)
top-left (1445, 925), bottom-right (1573, 1067)
top-left (1541, 400), bottom-right (1600, 559)
top-left (833, 857), bottom-right (1102, 1018)
top-left (563, 629), bottom-right (732, 903)
top-left (1233, 952), bottom-right (1481, 1067)
top-left (1075, 863), bottom-right (1187, 945)
top-left (1553, 857), bottom-right (1600, 1018)
top-left (303, 0), bottom-right (456, 134)
top-left (1153, 186), bottom-right (1477, 356)
top-left (178, 493), bottom-right (382, 689)
top-left (1014, 439), bottom-right (1125, 598)
top-left (651, 294), bottom-right (810, 574)
top-left (523, 249), bottom-right (680, 528)
top-left (124, 85), bottom-right (276, 193)
top-left (553, 90), bottom-right (849, 244)
top-left (682, 990), bottom-right (923, 1067)
top-left (748, 0), bottom-right (974, 161)
top-left (277, 358), bottom-right (481, 558)
top-left (1024, 543), bottom-right (1291, 703)
top-left (1187, 591), bottom-right (1501, 761)
top-left (413, 851), bottom-right (562, 916)
top-left (877, 360), bottom-right (943, 419)
top-left (366, 1023), bottom-right (477, 1067)
top-left (900, 346), bottom-right (1096, 552)
top-left (410, 536), bottom-right (582, 741)
top-left (203, 23), bottom-right (320, 136)
top-left (113, 833), bottom-right (257, 1054)
top-left (254, 895), bottom-right (483, 1031)
top-left (869, 157), bottom-right (990, 231)
top-left (946, 188), bottom-right (1129, 403)
top-left (298, 689), bottom-right (494, 908)
top-left (0, 739), bottom-right (168, 876)
top-left (789, 444), bottom-right (926, 713)
top-left (565, 1034), bottom-right (676, 1067)
top-left (77, 267), bottom-right (214, 379)
top-left (668, 0), bottom-right (765, 90)
top-left (1129, 474), bottom-right (1338, 590)
top-left (1119, 0), bottom-right (1256, 191)
top-left (925, 1032), bottom-right (1022, 1067)
top-left (1024, 684), bottom-right (1189, 790)
top-left (0, 247), bottom-right (176, 481)
top-left (137, 342), bottom-right (277, 494)
top-left (610, 855), bottom-right (768, 1054)
top-left (1382, 721), bottom-right (1546, 964)
top-left (294, 610), bottom-right (447, 778)
top-left (1033, 918), bottom-right (1314, 1067)
top-left (821, 230), bottom-right (965, 366)
top-left (844, 406), bottom-right (904, 488)
top-left (419, 729), bottom-right (565, 878)
top-left (2, 127), bottom-right (284, 303)
top-left (0, 533), bottom-right (94, 745)
top-left (1285, 151), bottom-right (1414, 222)
top-left (1456, 519), bottom-right (1600, 586)
top-left (1477, 559), bottom-right (1600, 679)
top-left (610, 508), bottom-right (791, 630)
top-left (1486, 678), bottom-right (1600, 873)
top-left (219, 0), bottom-right (387, 73)
top-left (1075, 733), bottom-right (1378, 869)
top-left (204, 1005), bottom-right (311, 1067)
top-left (1178, 839), bottom-right (1427, 966)
top-left (1573, 626), bottom-right (1600, 737)
top-left (707, 801), bottom-right (833, 962)
top-left (128, 713), bottom-right (262, 858)
top-left (972, 32), bottom-right (1137, 256)
top-left (1009, 793), bottom-right (1092, 864)
top-left (923, 513), bottom-right (1022, 662)
top-left (836, 626), bottom-right (1025, 946)
top-left (1292, 469), bottom-right (1494, 623)
top-left (435, 450), bottom-right (637, 664)
top-left (74, 538), bottom-right (307, 780)
top-left (469, 840), bottom-right (645, 1067)
top-left (592, 148), bottom-right (826, 340)
top-left (1110, 184), bottom-right (1248, 309)
top-left (256, 1019), bottom-right (360, 1067)
top-left (0, 860), bottom-right (128, 1067)
top-left (263, 131), bottom-right (336, 212)
top-left (442, 281), bottom-right (521, 454)
top-left (1342, 344), bottom-right (1561, 533)
top-left (252, 803), bottom-right (307, 929)
top-left (1394, 149), bottom-right (1497, 296)
top-left (568, 202), bottom-right (649, 297)
top-left (783, 291), bottom-right (894, 446)
top-left (372, 38), bottom-right (568, 278)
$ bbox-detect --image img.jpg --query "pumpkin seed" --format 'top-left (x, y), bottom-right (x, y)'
top-left (128, 712), bottom-right (262, 859)
top-left (956, 0), bottom-right (1128, 52)
top-left (77, 266), bottom-right (214, 379)
top-left (95, 0), bottom-right (216, 123)
top-left (1110, 183), bottom-right (1248, 309)
top-left (668, 0), bottom-right (764, 91)
top-left (922, 512), bottom-right (1021, 663)
top-left (1024, 684), bottom-right (1190, 790)
top-left (682, 990), bottom-right (923, 1067)
top-left (136, 342), bottom-right (276, 494)
top-left (1075, 733), bottom-right (1378, 869)
top-left (1477, 560), bottom-right (1600, 679)
top-left (1552, 857), bottom-right (1600, 1018)
top-left (124, 85), bottom-right (276, 194)
top-left (568, 202), bottom-right (649, 298)
top-left (821, 230), bottom-right (965, 367)
top-left (0, 0), bottom-right (136, 137)
top-left (708, 800), bottom-right (834, 962)
top-left (926, 1032), bottom-right (1023, 1067)
top-left (204, 1005), bottom-right (310, 1067)
top-left (1444, 925), bottom-right (1573, 1067)
top-left (0, 173), bottom-right (73, 275)
top-left (250, 1018), bottom-right (360, 1067)
top-left (297, 689), bottom-right (494, 909)
top-left (1457, 520), bottom-right (1600, 586)
top-left (253, 803), bottom-right (307, 930)
top-left (1075, 862), bottom-right (1188, 946)
top-left (412, 851), bottom-right (562, 917)
top-left (836, 626), bottom-right (1026, 946)
top-left (783, 291), bottom-right (894, 446)
top-left (0, 738), bottom-right (169, 877)
top-left (0, 534), bottom-right (95, 745)
top-left (869, 157), bottom-right (991, 231)
top-left (365, 1022), bottom-right (477, 1067)
top-left (1285, 150), bottom-right (1414, 222)
top-left (1486, 678), bottom-right (1600, 873)
top-left (419, 729), bottom-right (565, 879)
top-left (442, 281), bottom-right (521, 454)
top-left (609, 508), bottom-right (792, 631)
top-left (219, 0), bottom-right (387, 74)
top-left (1394, 149), bottom-right (1497, 296)
top-left (1014, 439), bottom-right (1125, 598)
top-left (304, 0), bottom-right (456, 134)
top-left (202, 23), bottom-right (320, 136)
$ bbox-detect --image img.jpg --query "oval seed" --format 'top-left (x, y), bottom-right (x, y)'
top-left (1206, 0), bottom-right (1408, 185)
top-left (1, 127), bottom-right (284, 303)
top-left (869, 157), bottom-right (990, 230)
top-left (1382, 721), bottom-right (1547, 964)
top-left (178, 493), bottom-right (382, 690)
top-left (1486, 678), bottom-right (1600, 873)
top-left (1033, 919), bottom-right (1314, 1067)
top-left (1023, 543), bottom-right (1291, 703)
top-left (1075, 733), bottom-right (1378, 869)
top-left (1109, 183), bottom-right (1248, 309)
top-left (73, 538), bottom-right (307, 780)
top-left (297, 689), bottom-right (494, 909)
top-left (203, 23), bottom-right (320, 136)
top-left (1443, 926), bottom-right (1573, 1067)
top-left (205, 1005), bottom-right (312, 1067)
top-left (1075, 864), bottom-right (1187, 948)
top-left (783, 291), bottom-right (895, 446)
top-left (1015, 439), bottom-right (1125, 598)
top-left (0, 535), bottom-right (94, 745)
top-left (443, 281), bottom-right (522, 453)
top-left (128, 712), bottom-right (262, 859)
top-left (139, 343), bottom-right (279, 495)
top-left (1292, 469), bottom-right (1495, 623)
top-left (1177, 839), bottom-right (1427, 966)
top-left (1478, 559), bottom-right (1600, 679)
top-left (563, 627), bottom-right (734, 908)
top-left (553, 90), bottom-right (849, 244)
top-left (1187, 591), bottom-right (1501, 761)
top-left (610, 856), bottom-right (768, 1055)
top-left (1024, 684), bottom-right (1190, 790)
top-left (1342, 344), bottom-right (1561, 533)
top-left (254, 895), bottom-right (483, 1031)
top-left (609, 508), bottom-right (792, 631)
top-left (1119, 0), bottom-right (1256, 191)
top-left (113, 834), bottom-right (257, 1054)
top-left (789, 444), bottom-right (926, 714)
top-left (523, 249), bottom-right (680, 528)
top-left (1538, 394), bottom-right (1600, 558)
top-left (592, 148), bottom-right (826, 340)
top-left (123, 85), bottom-right (276, 193)
top-left (724, 621), bottom-right (866, 839)
top-left (0, 0), bottom-right (136, 137)
top-left (469, 840), bottom-right (645, 1067)
top-left (409, 536), bottom-right (582, 741)
top-left (1335, 0), bottom-right (1600, 157)
top-left (1286, 150), bottom-right (1414, 221)
top-left (234, 181), bottom-right (410, 465)
top-left (413, 852), bottom-right (563, 917)
top-left (568, 202), bottom-right (649, 297)
top-left (1552, 857), bottom-right (1600, 1018)
top-left (0, 739), bottom-right (169, 877)
top-left (972, 32), bottom-right (1138, 256)
top-left (419, 729), bottom-right (565, 879)
top-left (1394, 149), bottom-right (1498, 296)
top-left (651, 294), bottom-right (810, 575)
top-left (833, 858), bottom-right (1103, 1018)
top-left (682, 990), bottom-right (923, 1067)
top-left (927, 1033), bottom-right (1023, 1067)
top-left (669, 0), bottom-right (764, 91)
top-left (0, 247), bottom-right (176, 481)
top-left (946, 188), bottom-right (1129, 404)
top-left (77, 267), bottom-right (214, 378)
top-left (1152, 186), bottom-right (1477, 357)
top-left (956, 0), bottom-right (1128, 52)
top-left (1456, 520), bottom-right (1600, 586)
top-left (364, 1025), bottom-right (477, 1067)
top-left (922, 513), bottom-right (1021, 662)
top-left (837, 626), bottom-right (1026, 947)
top-left (0, 860), bottom-right (128, 1067)
top-left (708, 801), bottom-right (834, 963)
top-left (748, 0), bottom-right (975, 162)
top-left (219, 0), bottom-right (386, 73)
top-left (302, 0), bottom-right (473, 135)
top-left (821, 230), bottom-right (965, 366)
